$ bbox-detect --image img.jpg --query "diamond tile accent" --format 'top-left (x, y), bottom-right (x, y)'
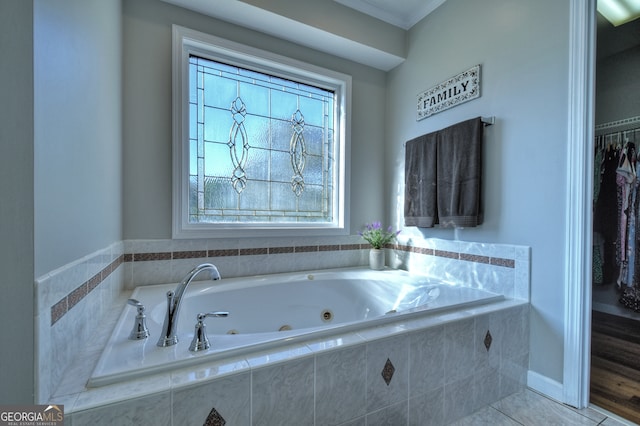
top-left (381, 358), bottom-right (395, 386)
top-left (484, 330), bottom-right (493, 351)
top-left (204, 407), bottom-right (226, 426)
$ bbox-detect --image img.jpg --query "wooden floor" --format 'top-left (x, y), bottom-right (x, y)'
top-left (591, 309), bottom-right (640, 424)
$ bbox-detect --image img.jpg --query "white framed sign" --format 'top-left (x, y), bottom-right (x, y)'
top-left (417, 65), bottom-right (480, 121)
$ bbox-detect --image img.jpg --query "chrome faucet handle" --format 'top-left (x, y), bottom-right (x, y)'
top-left (127, 298), bottom-right (150, 340)
top-left (189, 311), bottom-right (229, 352)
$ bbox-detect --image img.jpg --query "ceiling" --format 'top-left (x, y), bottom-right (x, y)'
top-left (333, 0), bottom-right (447, 29)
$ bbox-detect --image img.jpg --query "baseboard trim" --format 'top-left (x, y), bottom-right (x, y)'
top-left (527, 370), bottom-right (564, 403)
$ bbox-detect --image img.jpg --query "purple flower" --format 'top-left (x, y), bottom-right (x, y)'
top-left (360, 221), bottom-right (400, 249)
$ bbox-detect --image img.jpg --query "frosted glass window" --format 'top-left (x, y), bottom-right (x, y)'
top-left (188, 55), bottom-right (335, 225)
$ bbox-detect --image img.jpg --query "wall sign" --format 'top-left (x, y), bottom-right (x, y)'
top-left (417, 65), bottom-right (480, 121)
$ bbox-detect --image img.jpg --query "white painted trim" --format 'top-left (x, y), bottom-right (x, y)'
top-left (563, 0), bottom-right (596, 409)
top-left (527, 370), bottom-right (564, 403)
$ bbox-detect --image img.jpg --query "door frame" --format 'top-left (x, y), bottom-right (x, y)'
top-left (564, 0), bottom-right (596, 409)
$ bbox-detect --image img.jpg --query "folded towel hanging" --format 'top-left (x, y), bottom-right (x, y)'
top-left (437, 117), bottom-right (483, 227)
top-left (404, 116), bottom-right (484, 228)
top-left (404, 132), bottom-right (438, 227)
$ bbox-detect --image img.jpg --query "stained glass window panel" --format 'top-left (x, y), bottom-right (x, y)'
top-left (188, 55), bottom-right (336, 224)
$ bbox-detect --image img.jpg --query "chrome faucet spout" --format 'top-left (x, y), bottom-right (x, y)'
top-left (157, 263), bottom-right (221, 347)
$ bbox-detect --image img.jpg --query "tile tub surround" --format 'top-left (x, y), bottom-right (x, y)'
top-left (35, 241), bottom-right (125, 405)
top-left (36, 236), bottom-right (530, 407)
top-left (64, 300), bottom-right (528, 425)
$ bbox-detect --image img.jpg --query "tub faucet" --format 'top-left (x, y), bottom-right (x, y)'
top-left (157, 263), bottom-right (221, 347)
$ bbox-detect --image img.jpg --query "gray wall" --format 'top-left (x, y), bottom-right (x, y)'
top-left (386, 0), bottom-right (570, 383)
top-left (596, 45), bottom-right (640, 125)
top-left (34, 0), bottom-right (123, 278)
top-left (122, 0), bottom-right (388, 238)
top-left (0, 0), bottom-right (35, 405)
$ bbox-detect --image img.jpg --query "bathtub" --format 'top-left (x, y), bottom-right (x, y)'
top-left (88, 267), bottom-right (503, 387)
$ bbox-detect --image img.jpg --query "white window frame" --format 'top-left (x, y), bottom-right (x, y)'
top-left (172, 25), bottom-right (351, 239)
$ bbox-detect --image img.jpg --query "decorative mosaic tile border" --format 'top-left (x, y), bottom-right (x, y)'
top-left (391, 244), bottom-right (516, 268)
top-left (123, 244), bottom-right (368, 262)
top-left (50, 255), bottom-right (124, 326)
top-left (49, 243), bottom-right (515, 326)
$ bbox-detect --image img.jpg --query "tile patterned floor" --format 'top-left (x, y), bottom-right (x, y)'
top-left (451, 388), bottom-right (635, 426)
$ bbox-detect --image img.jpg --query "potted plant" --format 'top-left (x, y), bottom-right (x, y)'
top-left (360, 221), bottom-right (400, 270)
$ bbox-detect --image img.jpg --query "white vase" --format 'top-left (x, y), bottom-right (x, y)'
top-left (369, 248), bottom-right (385, 270)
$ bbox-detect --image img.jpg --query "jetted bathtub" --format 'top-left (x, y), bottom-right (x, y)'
top-left (88, 267), bottom-right (503, 387)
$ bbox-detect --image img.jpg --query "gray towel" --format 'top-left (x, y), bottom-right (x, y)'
top-left (404, 132), bottom-right (438, 227)
top-left (437, 117), bottom-right (483, 227)
top-left (404, 117), bottom-right (483, 228)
